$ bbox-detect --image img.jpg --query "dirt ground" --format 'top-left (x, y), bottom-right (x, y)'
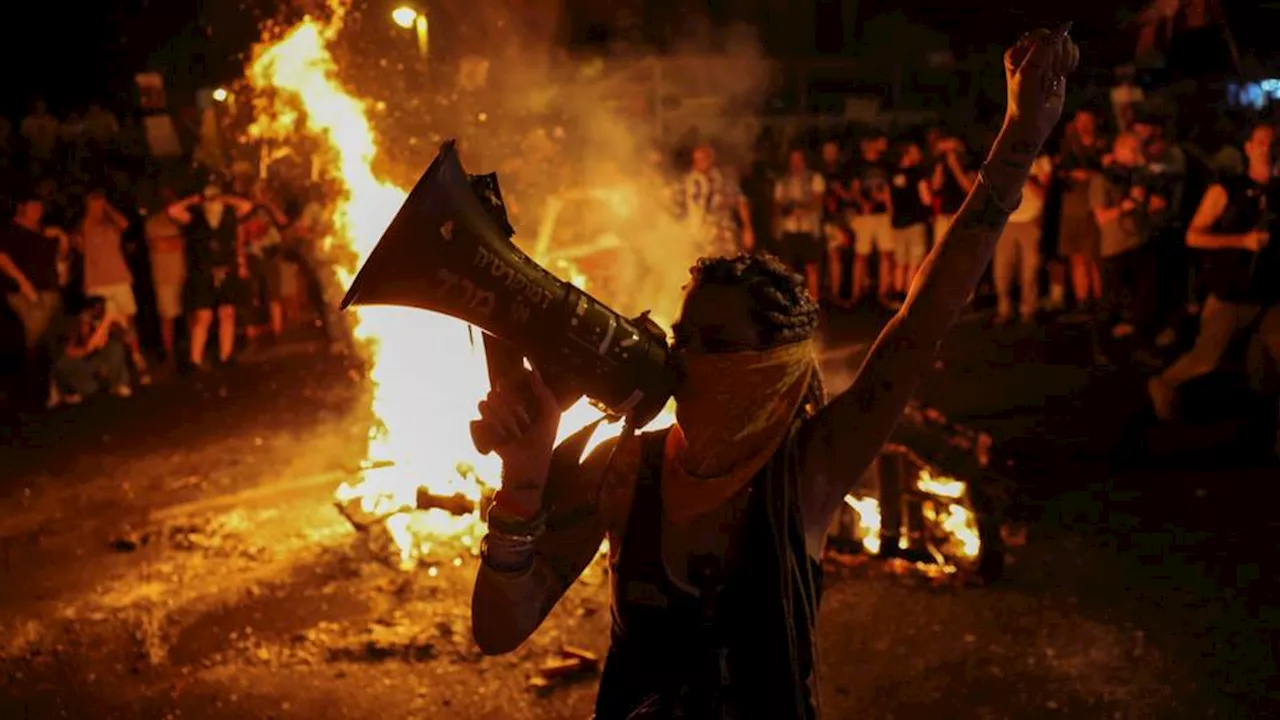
top-left (1, 313), bottom-right (1277, 719)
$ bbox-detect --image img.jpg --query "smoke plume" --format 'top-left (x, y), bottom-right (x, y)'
top-left (259, 0), bottom-right (778, 327)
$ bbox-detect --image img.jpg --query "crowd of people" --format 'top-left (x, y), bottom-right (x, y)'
top-left (3, 83), bottom-right (1278, 437)
top-left (0, 99), bottom-right (342, 410)
top-left (668, 103), bottom-right (1279, 434)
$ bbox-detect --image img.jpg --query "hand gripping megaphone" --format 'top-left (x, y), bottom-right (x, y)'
top-left (341, 141), bottom-right (675, 453)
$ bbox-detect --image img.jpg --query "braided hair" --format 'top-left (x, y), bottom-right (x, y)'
top-left (676, 252), bottom-right (829, 717)
top-left (680, 253), bottom-right (828, 413)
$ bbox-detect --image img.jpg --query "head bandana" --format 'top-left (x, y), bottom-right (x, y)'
top-left (663, 339), bottom-right (816, 525)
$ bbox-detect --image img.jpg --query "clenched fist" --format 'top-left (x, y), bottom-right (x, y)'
top-left (1004, 23), bottom-right (1080, 148)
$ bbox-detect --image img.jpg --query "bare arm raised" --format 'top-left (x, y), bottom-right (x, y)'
top-left (472, 436), bottom-right (619, 654)
top-left (469, 369), bottom-right (625, 654)
top-left (798, 26), bottom-right (1080, 552)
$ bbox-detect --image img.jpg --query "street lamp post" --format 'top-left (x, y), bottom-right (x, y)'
top-left (392, 5), bottom-right (429, 61)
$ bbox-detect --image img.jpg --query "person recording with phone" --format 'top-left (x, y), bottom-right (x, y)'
top-left (930, 133), bottom-right (976, 242)
top-left (1089, 132), bottom-right (1165, 341)
top-left (1149, 123), bottom-right (1280, 423)
top-left (470, 27), bottom-right (1079, 720)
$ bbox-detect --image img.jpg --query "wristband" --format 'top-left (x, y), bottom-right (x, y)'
top-left (480, 535), bottom-right (535, 574)
top-left (488, 503), bottom-right (547, 538)
top-left (493, 487), bottom-right (543, 521)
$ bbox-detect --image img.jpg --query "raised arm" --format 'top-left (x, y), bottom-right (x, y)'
top-left (166, 195), bottom-right (200, 226)
top-left (470, 369), bottom-right (617, 654)
top-left (798, 26), bottom-right (1079, 544)
top-left (931, 161), bottom-right (947, 193)
top-left (224, 195), bottom-right (257, 219)
top-left (472, 437), bottom-right (617, 654)
top-left (260, 198), bottom-right (290, 227)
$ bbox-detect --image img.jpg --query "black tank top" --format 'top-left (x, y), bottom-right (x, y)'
top-left (594, 427), bottom-right (823, 720)
top-left (186, 208), bottom-right (240, 270)
top-left (1203, 176), bottom-right (1275, 303)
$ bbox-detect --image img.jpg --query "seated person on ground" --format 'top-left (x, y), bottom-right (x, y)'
top-left (51, 297), bottom-right (133, 406)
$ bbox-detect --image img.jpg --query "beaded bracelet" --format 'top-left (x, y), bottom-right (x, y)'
top-left (481, 534), bottom-right (536, 574)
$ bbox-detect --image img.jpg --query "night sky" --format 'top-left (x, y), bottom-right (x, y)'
top-left (1, 0), bottom-right (1275, 118)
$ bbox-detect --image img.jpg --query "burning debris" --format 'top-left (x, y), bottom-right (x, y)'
top-left (829, 402), bottom-right (1010, 584)
top-left (245, 10), bottom-right (1005, 591)
top-left (528, 645), bottom-right (602, 694)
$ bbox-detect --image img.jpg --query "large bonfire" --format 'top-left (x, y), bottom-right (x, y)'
top-left (244, 3), bottom-right (981, 573)
top-left (246, 6), bottom-right (624, 569)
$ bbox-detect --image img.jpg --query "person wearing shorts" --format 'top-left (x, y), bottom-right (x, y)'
top-left (930, 133), bottom-right (976, 249)
top-left (888, 140), bottom-right (932, 301)
top-left (849, 132), bottom-right (894, 304)
top-left (772, 148), bottom-right (826, 300)
top-left (167, 183), bottom-right (255, 369)
top-left (78, 189), bottom-right (150, 384)
top-left (145, 187), bottom-right (187, 360)
top-left (994, 155), bottom-right (1053, 324)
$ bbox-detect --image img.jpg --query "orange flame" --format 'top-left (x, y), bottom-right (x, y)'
top-left (246, 8), bottom-right (973, 573)
top-left (247, 11), bottom-right (669, 569)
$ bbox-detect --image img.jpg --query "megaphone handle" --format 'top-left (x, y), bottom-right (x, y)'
top-left (471, 419), bottom-right (500, 455)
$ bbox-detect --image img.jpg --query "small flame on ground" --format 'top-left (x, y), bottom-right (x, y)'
top-left (843, 468), bottom-right (982, 568)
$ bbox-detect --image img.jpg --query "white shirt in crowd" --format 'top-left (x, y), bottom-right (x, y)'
top-left (773, 170), bottom-right (826, 235)
top-left (1008, 155), bottom-right (1053, 225)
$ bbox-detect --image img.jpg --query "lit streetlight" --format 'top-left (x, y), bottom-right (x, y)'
top-left (212, 87), bottom-right (230, 103)
top-left (391, 5), bottom-right (428, 60)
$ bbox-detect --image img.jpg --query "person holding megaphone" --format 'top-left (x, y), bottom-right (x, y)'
top-left (470, 27), bottom-right (1079, 719)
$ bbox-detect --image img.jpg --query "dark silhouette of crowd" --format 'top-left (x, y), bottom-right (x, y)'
top-left (0, 98), bottom-right (345, 411)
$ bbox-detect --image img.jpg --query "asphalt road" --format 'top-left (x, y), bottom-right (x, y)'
top-left (0, 307), bottom-right (1277, 719)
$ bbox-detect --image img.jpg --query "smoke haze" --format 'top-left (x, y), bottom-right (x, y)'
top-left (247, 0), bottom-right (777, 328)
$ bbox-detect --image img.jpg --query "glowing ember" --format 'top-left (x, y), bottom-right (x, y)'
top-left (247, 9), bottom-right (669, 569)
